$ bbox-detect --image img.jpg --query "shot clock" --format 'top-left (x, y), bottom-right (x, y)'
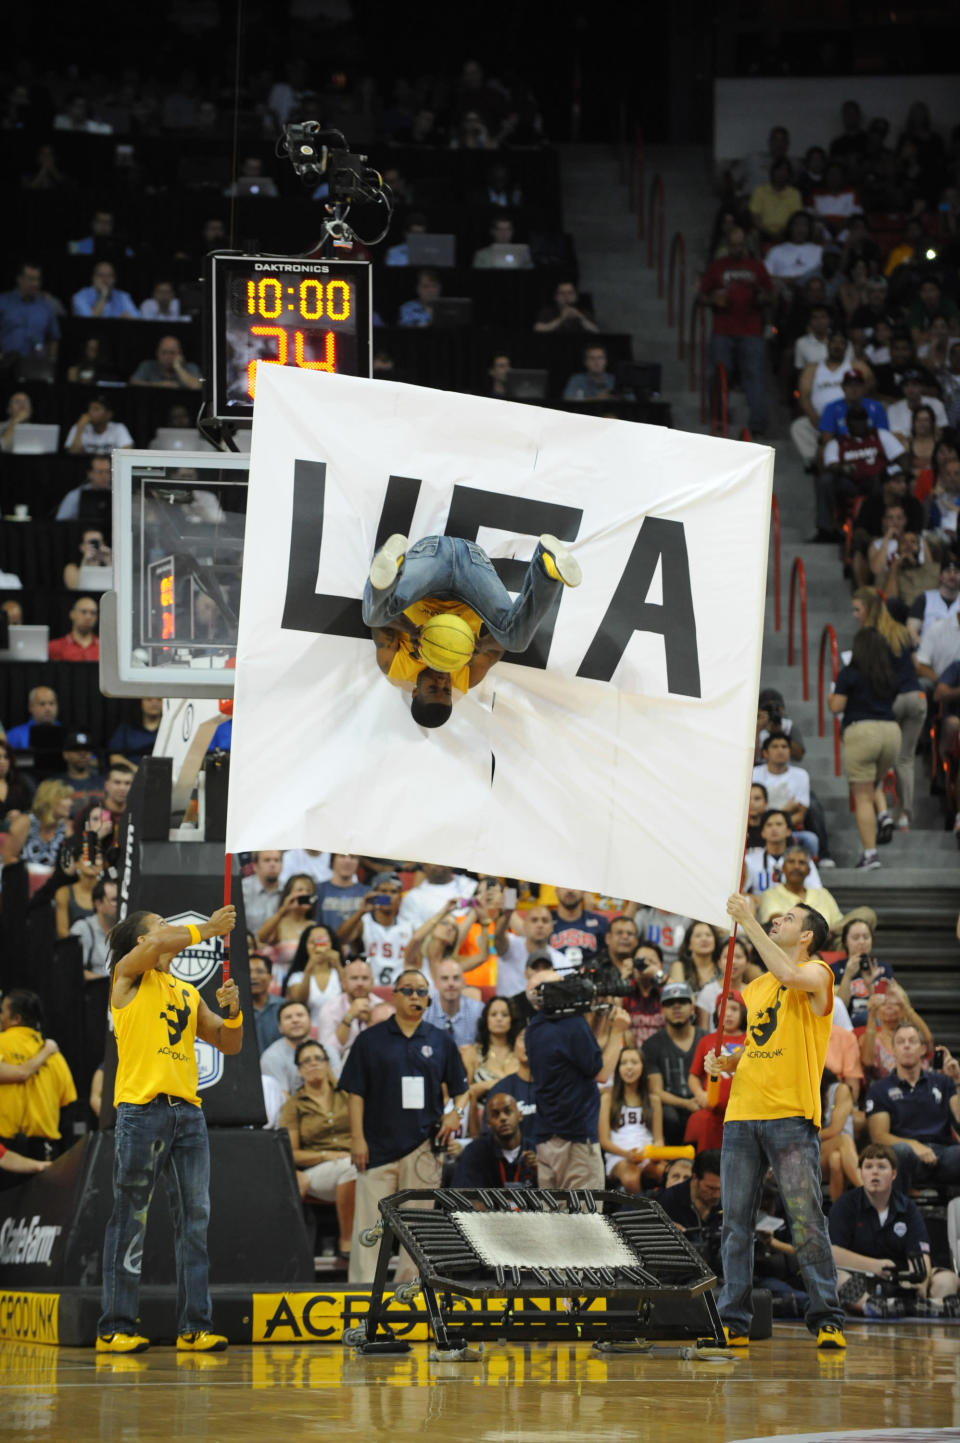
top-left (205, 252), bottom-right (372, 421)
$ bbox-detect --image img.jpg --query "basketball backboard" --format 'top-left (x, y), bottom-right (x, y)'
top-left (100, 450), bottom-right (249, 698)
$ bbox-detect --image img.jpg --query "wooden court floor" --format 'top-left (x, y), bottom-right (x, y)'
top-left (2, 1325), bottom-right (958, 1442)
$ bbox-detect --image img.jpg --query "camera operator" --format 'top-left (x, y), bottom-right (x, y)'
top-left (525, 967), bottom-right (631, 1189)
top-left (828, 1143), bottom-right (959, 1316)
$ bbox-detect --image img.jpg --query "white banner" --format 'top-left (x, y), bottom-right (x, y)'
top-left (226, 367), bottom-right (773, 927)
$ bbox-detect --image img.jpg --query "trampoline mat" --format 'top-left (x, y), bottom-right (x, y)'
top-left (452, 1211), bottom-right (637, 1271)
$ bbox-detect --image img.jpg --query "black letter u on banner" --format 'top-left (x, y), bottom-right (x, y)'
top-left (281, 461), bottom-right (422, 638)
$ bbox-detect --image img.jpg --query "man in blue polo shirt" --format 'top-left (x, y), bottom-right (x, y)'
top-left (0, 262), bottom-right (60, 360)
top-left (525, 970), bottom-right (630, 1189)
top-left (865, 1022), bottom-right (960, 1192)
top-left (818, 370), bottom-right (888, 439)
top-left (829, 1143), bottom-right (959, 1316)
top-left (341, 968), bottom-right (467, 1283)
top-left (549, 889), bottom-right (609, 973)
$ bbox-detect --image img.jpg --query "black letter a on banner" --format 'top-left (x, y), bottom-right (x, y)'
top-left (281, 461), bottom-right (421, 637)
top-left (577, 518), bottom-right (701, 697)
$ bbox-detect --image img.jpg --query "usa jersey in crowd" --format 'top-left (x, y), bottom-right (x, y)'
top-left (549, 909), bottom-right (609, 971)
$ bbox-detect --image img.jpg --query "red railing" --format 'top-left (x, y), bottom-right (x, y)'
top-left (647, 174), bottom-right (664, 296)
top-left (788, 557), bottom-right (810, 700)
top-left (711, 362), bottom-right (728, 438)
top-left (771, 494), bottom-right (781, 632)
top-left (667, 232), bottom-right (686, 360)
top-left (818, 624), bottom-right (841, 776)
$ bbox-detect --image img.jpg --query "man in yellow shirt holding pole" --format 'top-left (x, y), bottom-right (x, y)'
top-left (705, 894), bottom-right (846, 1351)
top-left (97, 903), bottom-right (239, 1355)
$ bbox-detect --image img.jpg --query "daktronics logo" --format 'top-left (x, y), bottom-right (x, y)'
top-left (0, 1216), bottom-right (62, 1267)
top-left (254, 262), bottom-right (330, 273)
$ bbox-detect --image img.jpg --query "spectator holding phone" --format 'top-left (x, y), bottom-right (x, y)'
top-left (283, 924), bottom-right (343, 1027)
top-left (63, 528), bottom-right (112, 590)
top-left (831, 912), bottom-right (894, 1028)
top-left (337, 872), bottom-right (412, 984)
top-left (255, 874), bottom-right (320, 985)
top-left (398, 863), bottom-right (476, 929)
top-left (860, 980), bottom-right (933, 1081)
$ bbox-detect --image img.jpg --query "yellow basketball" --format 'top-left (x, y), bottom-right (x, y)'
top-left (419, 613), bottom-right (476, 673)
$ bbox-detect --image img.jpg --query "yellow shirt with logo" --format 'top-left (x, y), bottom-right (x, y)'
top-left (0, 1027), bottom-right (77, 1138)
top-left (386, 597), bottom-right (482, 696)
top-left (112, 968), bottom-right (203, 1108)
top-left (725, 961), bottom-right (834, 1127)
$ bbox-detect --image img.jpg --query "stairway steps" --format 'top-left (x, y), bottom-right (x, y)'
top-left (562, 142), bottom-right (958, 1044)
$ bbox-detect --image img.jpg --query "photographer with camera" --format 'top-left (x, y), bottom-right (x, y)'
top-left (525, 965), bottom-right (631, 1190)
top-left (63, 528), bottom-right (112, 590)
top-left (255, 874), bottom-right (322, 985)
top-left (619, 936), bottom-right (670, 1048)
top-left (828, 1143), bottom-right (959, 1317)
top-left (337, 871), bottom-right (413, 981)
top-left (831, 911), bottom-right (894, 1029)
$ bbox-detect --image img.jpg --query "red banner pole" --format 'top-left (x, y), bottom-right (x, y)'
top-left (705, 832), bottom-right (749, 1107)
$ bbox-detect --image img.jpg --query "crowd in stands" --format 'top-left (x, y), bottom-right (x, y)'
top-left (3, 768), bottom-right (958, 1309)
top-left (704, 99), bottom-right (960, 849)
top-left (1, 47), bottom-right (958, 1315)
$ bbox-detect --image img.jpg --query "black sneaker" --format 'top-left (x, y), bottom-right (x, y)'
top-left (855, 852), bottom-right (881, 870)
top-left (876, 812), bottom-right (894, 845)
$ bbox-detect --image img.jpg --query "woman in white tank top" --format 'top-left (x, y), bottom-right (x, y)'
top-left (599, 1047), bottom-right (664, 1193)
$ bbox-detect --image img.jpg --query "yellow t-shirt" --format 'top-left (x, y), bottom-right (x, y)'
top-left (112, 968), bottom-right (203, 1108)
top-left (385, 597), bottom-right (482, 695)
top-left (749, 184), bottom-right (803, 237)
top-left (0, 1028), bottom-right (77, 1139)
top-left (725, 961), bottom-right (834, 1127)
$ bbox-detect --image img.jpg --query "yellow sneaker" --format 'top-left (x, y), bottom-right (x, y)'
top-left (816, 1324), bottom-right (846, 1351)
top-left (369, 534), bottom-right (408, 589)
top-left (539, 534), bottom-right (581, 587)
top-left (722, 1326), bottom-right (750, 1347)
top-left (96, 1332), bottom-right (150, 1354)
top-left (96, 1354), bottom-right (149, 1374)
top-left (177, 1331), bottom-right (228, 1353)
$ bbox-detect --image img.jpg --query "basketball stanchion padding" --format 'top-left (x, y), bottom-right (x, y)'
top-left (350, 1188), bottom-right (728, 1359)
top-left (419, 613), bottom-right (476, 673)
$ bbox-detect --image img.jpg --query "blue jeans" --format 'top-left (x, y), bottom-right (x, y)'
top-left (99, 1097), bottom-right (213, 1338)
top-left (718, 1117), bottom-right (842, 1337)
top-left (362, 534), bottom-right (560, 652)
top-left (709, 334), bottom-right (768, 432)
top-left (891, 1141), bottom-right (960, 1193)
